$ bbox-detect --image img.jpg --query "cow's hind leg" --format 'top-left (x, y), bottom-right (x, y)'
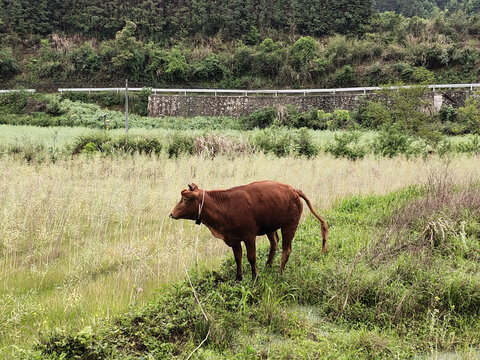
top-left (279, 221), bottom-right (300, 274)
top-left (232, 243), bottom-right (243, 282)
top-left (245, 238), bottom-right (258, 280)
top-left (266, 231), bottom-right (279, 266)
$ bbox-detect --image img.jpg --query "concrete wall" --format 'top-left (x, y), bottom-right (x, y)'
top-left (148, 91), bottom-right (470, 118)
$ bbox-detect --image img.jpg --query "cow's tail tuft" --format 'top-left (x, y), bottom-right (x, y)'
top-left (296, 189), bottom-right (328, 252)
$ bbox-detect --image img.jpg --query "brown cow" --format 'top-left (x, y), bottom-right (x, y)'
top-left (169, 181), bottom-right (328, 281)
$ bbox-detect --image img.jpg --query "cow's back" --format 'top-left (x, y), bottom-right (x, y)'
top-left (217, 181), bottom-right (302, 236)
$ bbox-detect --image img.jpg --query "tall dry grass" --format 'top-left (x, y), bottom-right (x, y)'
top-left (1, 153), bottom-right (480, 356)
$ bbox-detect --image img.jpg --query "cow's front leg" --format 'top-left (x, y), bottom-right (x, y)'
top-left (232, 243), bottom-right (243, 282)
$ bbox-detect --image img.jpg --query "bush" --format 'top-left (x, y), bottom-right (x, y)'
top-left (295, 128), bottom-right (319, 157)
top-left (250, 126), bottom-right (318, 157)
top-left (438, 105), bottom-right (457, 124)
top-left (252, 39), bottom-right (286, 78)
top-left (456, 135), bottom-right (480, 155)
top-left (293, 109), bottom-right (328, 130)
top-left (251, 126), bottom-right (296, 157)
top-left (289, 36), bottom-right (318, 71)
top-left (68, 42), bottom-right (102, 77)
top-left (70, 133), bottom-right (163, 155)
top-left (456, 95), bottom-right (480, 134)
top-left (233, 47), bottom-right (253, 75)
top-left (0, 92), bottom-right (63, 116)
top-left (167, 132), bottom-right (195, 157)
top-left (372, 125), bottom-right (413, 158)
top-left (377, 86), bottom-right (431, 133)
top-left (242, 107), bottom-right (276, 130)
top-left (191, 55), bottom-right (228, 82)
top-left (332, 65), bottom-right (357, 87)
top-left (325, 131), bottom-right (367, 160)
top-left (0, 91), bottom-right (29, 114)
top-left (165, 48), bottom-right (188, 83)
top-left (357, 101), bottom-right (392, 129)
top-left (0, 48), bottom-right (20, 80)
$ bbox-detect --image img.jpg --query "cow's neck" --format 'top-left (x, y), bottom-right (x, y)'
top-left (198, 191), bottom-right (228, 241)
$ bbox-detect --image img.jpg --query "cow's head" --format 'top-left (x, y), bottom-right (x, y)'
top-left (170, 183), bottom-right (201, 220)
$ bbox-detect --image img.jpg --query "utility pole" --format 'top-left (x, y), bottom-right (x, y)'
top-left (125, 79), bottom-right (129, 133)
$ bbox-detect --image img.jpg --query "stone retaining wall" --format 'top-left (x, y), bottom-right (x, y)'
top-left (148, 91), bottom-right (470, 118)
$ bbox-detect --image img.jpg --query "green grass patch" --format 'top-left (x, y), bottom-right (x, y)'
top-left (22, 179), bottom-right (480, 359)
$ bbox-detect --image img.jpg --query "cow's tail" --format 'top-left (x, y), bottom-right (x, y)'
top-left (296, 189), bottom-right (328, 252)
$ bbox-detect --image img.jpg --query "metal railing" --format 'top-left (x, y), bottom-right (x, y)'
top-left (0, 89), bottom-right (36, 93)
top-left (59, 83), bottom-right (480, 96)
top-left (3, 84), bottom-right (480, 96)
top-left (58, 87), bottom-right (145, 94)
top-left (152, 84), bottom-right (480, 95)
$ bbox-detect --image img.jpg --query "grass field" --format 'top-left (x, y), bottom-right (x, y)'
top-left (1, 147), bottom-right (480, 357)
top-left (1, 119), bottom-right (480, 358)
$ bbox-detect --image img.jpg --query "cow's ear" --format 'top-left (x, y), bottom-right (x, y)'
top-left (188, 183), bottom-right (198, 191)
top-left (183, 192), bottom-right (198, 200)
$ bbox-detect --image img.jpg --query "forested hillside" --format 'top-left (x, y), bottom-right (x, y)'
top-left (0, 0), bottom-right (373, 40)
top-left (0, 0), bottom-right (479, 87)
top-left (375, 0), bottom-right (480, 17)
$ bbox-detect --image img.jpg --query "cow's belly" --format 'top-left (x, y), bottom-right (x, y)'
top-left (256, 226), bottom-right (280, 236)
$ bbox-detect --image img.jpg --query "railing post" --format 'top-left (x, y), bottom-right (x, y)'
top-left (125, 79), bottom-right (129, 133)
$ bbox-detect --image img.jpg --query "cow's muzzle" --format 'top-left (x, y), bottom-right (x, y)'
top-left (169, 213), bottom-right (174, 218)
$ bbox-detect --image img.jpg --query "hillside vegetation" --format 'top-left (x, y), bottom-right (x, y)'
top-left (1, 1), bottom-right (479, 88)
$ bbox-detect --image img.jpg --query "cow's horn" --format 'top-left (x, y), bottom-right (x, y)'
top-left (188, 183), bottom-right (198, 191)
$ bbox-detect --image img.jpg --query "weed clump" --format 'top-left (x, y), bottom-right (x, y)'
top-left (194, 133), bottom-right (253, 158)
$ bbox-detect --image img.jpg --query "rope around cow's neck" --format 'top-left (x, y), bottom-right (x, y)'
top-left (196, 190), bottom-right (205, 225)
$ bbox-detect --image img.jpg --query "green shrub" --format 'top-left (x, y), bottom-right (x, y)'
top-left (456, 135), bottom-right (480, 154)
top-left (251, 126), bottom-right (296, 157)
top-left (68, 42), bottom-right (102, 77)
top-left (245, 25), bottom-right (259, 45)
top-left (332, 65), bottom-right (357, 87)
top-left (293, 109), bottom-right (328, 130)
top-left (252, 39), bottom-right (286, 78)
top-left (360, 101), bottom-right (392, 129)
top-left (457, 95), bottom-right (480, 134)
top-left (377, 86), bottom-right (431, 133)
top-left (252, 127), bottom-right (293, 156)
top-left (372, 125), bottom-right (413, 158)
top-left (70, 133), bottom-right (111, 154)
top-left (411, 66), bottom-right (435, 84)
top-left (167, 132), bottom-right (195, 157)
top-left (439, 105), bottom-right (458, 124)
top-left (165, 48), bottom-right (188, 83)
top-left (0, 48), bottom-right (20, 80)
top-left (325, 131), bottom-right (367, 160)
top-left (242, 106), bottom-right (276, 130)
top-left (191, 55), bottom-right (228, 82)
top-left (289, 36), bottom-right (318, 71)
top-left (82, 142), bottom-right (98, 154)
top-left (0, 91), bottom-right (30, 114)
top-left (70, 133), bottom-right (163, 156)
top-left (233, 47), bottom-right (253, 75)
top-left (295, 127), bottom-right (319, 157)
